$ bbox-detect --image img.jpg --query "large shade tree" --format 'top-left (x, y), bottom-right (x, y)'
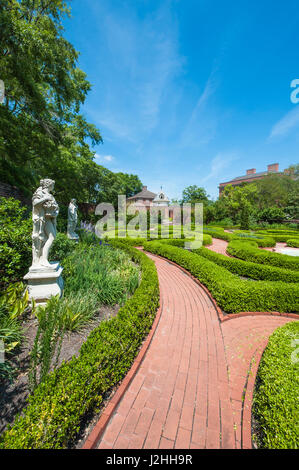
top-left (0, 0), bottom-right (142, 206)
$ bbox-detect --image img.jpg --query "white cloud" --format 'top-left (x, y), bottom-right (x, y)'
top-left (201, 152), bottom-right (239, 183)
top-left (95, 153), bottom-right (115, 163)
top-left (86, 1), bottom-right (184, 142)
top-left (269, 107), bottom-right (299, 139)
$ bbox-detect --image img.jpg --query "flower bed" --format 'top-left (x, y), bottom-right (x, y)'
top-left (0, 240), bottom-right (159, 449)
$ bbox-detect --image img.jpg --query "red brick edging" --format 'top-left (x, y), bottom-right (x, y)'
top-left (83, 302), bottom-right (163, 449)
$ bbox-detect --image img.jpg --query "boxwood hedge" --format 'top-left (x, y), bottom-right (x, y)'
top-left (253, 321), bottom-right (299, 449)
top-left (144, 241), bottom-right (299, 313)
top-left (287, 239), bottom-right (299, 248)
top-left (195, 246), bottom-right (299, 283)
top-left (227, 240), bottom-right (299, 271)
top-left (0, 240), bottom-right (159, 449)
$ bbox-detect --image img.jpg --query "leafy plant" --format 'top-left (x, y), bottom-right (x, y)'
top-left (29, 297), bottom-right (65, 392)
top-left (253, 321), bottom-right (299, 448)
top-left (0, 242), bottom-right (159, 449)
top-left (0, 197), bottom-right (31, 289)
top-left (0, 282), bottom-right (30, 319)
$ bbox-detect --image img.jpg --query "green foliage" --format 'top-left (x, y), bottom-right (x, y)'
top-left (0, 197), bottom-right (31, 289)
top-left (63, 244), bottom-right (139, 306)
top-left (49, 232), bottom-right (76, 263)
top-left (255, 206), bottom-right (285, 224)
top-left (286, 239), bottom-right (299, 248)
top-left (0, 282), bottom-right (30, 319)
top-left (29, 297), bottom-right (65, 392)
top-left (227, 240), bottom-right (299, 271)
top-left (0, 243), bottom-right (159, 449)
top-left (144, 241), bottom-right (299, 313)
top-left (253, 321), bottom-right (299, 448)
top-left (181, 185), bottom-right (210, 204)
top-left (0, 1), bottom-right (142, 207)
top-left (0, 283), bottom-right (29, 382)
top-left (203, 227), bottom-right (233, 241)
top-left (196, 246), bottom-right (299, 283)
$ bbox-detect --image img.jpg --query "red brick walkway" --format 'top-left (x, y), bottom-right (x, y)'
top-left (207, 237), bottom-right (229, 255)
top-left (91, 251), bottom-right (294, 449)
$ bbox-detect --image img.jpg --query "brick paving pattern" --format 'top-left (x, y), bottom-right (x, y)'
top-left (94, 249), bottom-right (295, 449)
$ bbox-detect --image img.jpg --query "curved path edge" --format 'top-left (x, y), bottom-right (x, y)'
top-left (83, 250), bottom-right (297, 450)
top-left (83, 302), bottom-right (163, 449)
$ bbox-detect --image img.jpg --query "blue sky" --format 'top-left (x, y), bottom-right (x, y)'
top-left (63, 0), bottom-right (299, 200)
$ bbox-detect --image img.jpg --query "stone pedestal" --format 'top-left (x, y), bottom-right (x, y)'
top-left (24, 262), bottom-right (63, 306)
top-left (67, 233), bottom-right (79, 242)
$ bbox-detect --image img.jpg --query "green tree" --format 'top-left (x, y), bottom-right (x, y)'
top-left (220, 184), bottom-right (258, 225)
top-left (181, 185), bottom-right (210, 204)
top-left (0, 0), bottom-right (102, 200)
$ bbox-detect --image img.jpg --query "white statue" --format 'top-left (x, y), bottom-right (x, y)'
top-left (25, 178), bottom-right (63, 305)
top-left (32, 178), bottom-right (59, 268)
top-left (67, 199), bottom-right (79, 240)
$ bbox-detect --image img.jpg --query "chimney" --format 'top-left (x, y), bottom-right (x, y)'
top-left (246, 169), bottom-right (256, 175)
top-left (267, 163), bottom-right (279, 173)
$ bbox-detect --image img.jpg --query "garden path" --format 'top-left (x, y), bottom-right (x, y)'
top-left (84, 250), bottom-right (292, 450)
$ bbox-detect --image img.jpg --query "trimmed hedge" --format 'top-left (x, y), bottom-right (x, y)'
top-left (203, 228), bottom-right (233, 242)
top-left (287, 239), bottom-right (299, 248)
top-left (227, 240), bottom-right (299, 271)
top-left (156, 234), bottom-right (212, 247)
top-left (144, 241), bottom-right (299, 313)
top-left (232, 235), bottom-right (276, 247)
top-left (256, 230), bottom-right (299, 243)
top-left (195, 246), bottom-right (299, 283)
top-left (0, 241), bottom-right (159, 449)
top-left (253, 321), bottom-right (299, 449)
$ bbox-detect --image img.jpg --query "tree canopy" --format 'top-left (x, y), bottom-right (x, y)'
top-left (0, 0), bottom-right (142, 206)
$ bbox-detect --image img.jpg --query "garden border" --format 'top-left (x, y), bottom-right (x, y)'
top-left (83, 249), bottom-right (298, 450)
top-left (82, 301), bottom-right (163, 449)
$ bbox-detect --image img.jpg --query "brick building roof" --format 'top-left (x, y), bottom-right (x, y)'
top-left (127, 186), bottom-right (157, 200)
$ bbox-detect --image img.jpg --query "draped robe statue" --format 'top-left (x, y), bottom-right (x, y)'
top-left (67, 199), bottom-right (79, 240)
top-left (31, 178), bottom-right (59, 268)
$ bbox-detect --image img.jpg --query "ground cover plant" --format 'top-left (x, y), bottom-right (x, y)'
top-left (0, 198), bottom-right (31, 290)
top-left (253, 321), bottom-right (299, 449)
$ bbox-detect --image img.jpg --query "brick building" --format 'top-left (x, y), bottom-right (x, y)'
top-left (218, 163), bottom-right (290, 196)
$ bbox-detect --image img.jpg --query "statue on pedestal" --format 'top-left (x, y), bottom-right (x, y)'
top-left (67, 199), bottom-right (79, 240)
top-left (24, 178), bottom-right (63, 305)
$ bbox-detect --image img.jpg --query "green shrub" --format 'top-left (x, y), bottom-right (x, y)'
top-left (203, 228), bottom-right (233, 241)
top-left (253, 321), bottom-right (299, 449)
top-left (29, 297), bottom-right (65, 392)
top-left (49, 233), bottom-right (77, 264)
top-left (0, 242), bottom-right (159, 448)
top-left (195, 246), bottom-right (299, 283)
top-left (0, 197), bottom-right (31, 289)
top-left (286, 239), bottom-right (299, 248)
top-left (63, 244), bottom-right (139, 306)
top-left (227, 240), bottom-right (299, 271)
top-left (144, 241), bottom-right (299, 313)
